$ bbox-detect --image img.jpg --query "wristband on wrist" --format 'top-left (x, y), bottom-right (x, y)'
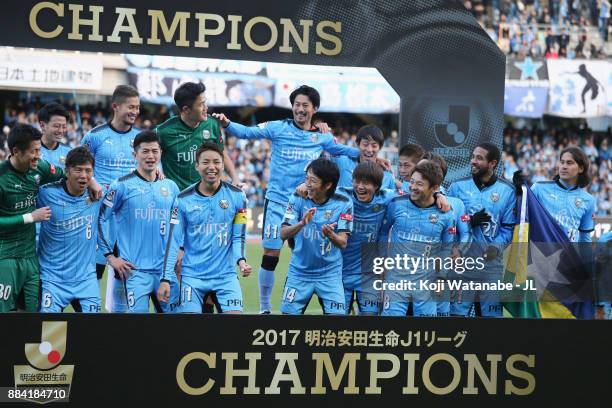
top-left (23, 213), bottom-right (34, 224)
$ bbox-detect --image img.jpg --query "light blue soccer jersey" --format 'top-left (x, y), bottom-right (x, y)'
top-left (282, 192), bottom-right (354, 281)
top-left (81, 123), bottom-right (139, 188)
top-left (40, 142), bottom-right (71, 169)
top-left (448, 175), bottom-right (517, 245)
top-left (98, 171), bottom-right (180, 272)
top-left (334, 156), bottom-right (396, 191)
top-left (531, 179), bottom-right (595, 243)
top-left (340, 187), bottom-right (396, 277)
top-left (382, 196), bottom-right (456, 265)
top-left (225, 119), bottom-right (359, 204)
top-left (162, 182), bottom-right (248, 282)
top-left (37, 181), bottom-right (103, 283)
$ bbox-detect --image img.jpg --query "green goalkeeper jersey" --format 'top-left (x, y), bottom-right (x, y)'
top-left (155, 116), bottom-right (224, 191)
top-left (0, 159), bottom-right (64, 258)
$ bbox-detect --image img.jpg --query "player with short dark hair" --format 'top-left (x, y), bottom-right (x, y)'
top-left (158, 142), bottom-right (251, 314)
top-left (448, 143), bottom-right (517, 317)
top-left (98, 130), bottom-right (180, 313)
top-left (38, 103), bottom-right (71, 169)
top-left (280, 158), bottom-right (353, 315)
top-left (396, 143), bottom-right (426, 193)
top-left (38, 147), bottom-right (103, 312)
top-left (381, 161), bottom-right (456, 316)
top-left (339, 161), bottom-right (396, 315)
top-left (155, 81), bottom-right (238, 191)
top-left (82, 84), bottom-right (142, 310)
top-left (0, 124), bottom-right (68, 312)
top-left (213, 85), bottom-right (362, 314)
top-left (334, 124), bottom-right (396, 191)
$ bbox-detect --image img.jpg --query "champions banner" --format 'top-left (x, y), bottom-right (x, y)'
top-left (0, 0), bottom-right (505, 184)
top-left (1, 314), bottom-right (612, 406)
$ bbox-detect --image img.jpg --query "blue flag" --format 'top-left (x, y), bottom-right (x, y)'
top-left (505, 185), bottom-right (594, 319)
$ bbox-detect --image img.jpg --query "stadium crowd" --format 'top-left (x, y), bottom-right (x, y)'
top-left (464, 0), bottom-right (611, 58)
top-left (1, 103), bottom-right (609, 215)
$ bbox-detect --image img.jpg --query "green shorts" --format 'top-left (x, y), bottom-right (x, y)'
top-left (0, 257), bottom-right (40, 312)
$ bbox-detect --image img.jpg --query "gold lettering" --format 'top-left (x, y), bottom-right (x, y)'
top-left (365, 353), bottom-right (400, 394)
top-left (264, 353), bottom-right (306, 395)
top-left (226, 15), bottom-right (242, 50)
top-left (311, 353), bottom-right (360, 394)
top-left (243, 16), bottom-right (278, 52)
top-left (176, 352), bottom-right (216, 396)
top-left (279, 18), bottom-right (312, 54)
top-left (505, 354), bottom-right (536, 395)
top-left (29, 1), bottom-right (64, 39)
top-left (107, 7), bottom-right (143, 44)
top-left (67, 4), bottom-right (103, 41)
top-left (402, 354), bottom-right (420, 394)
top-left (194, 13), bottom-right (225, 48)
top-left (148, 10), bottom-right (190, 47)
top-left (463, 354), bottom-right (501, 395)
top-left (422, 353), bottom-right (461, 395)
top-left (220, 352), bottom-right (261, 395)
top-left (315, 21), bottom-right (342, 56)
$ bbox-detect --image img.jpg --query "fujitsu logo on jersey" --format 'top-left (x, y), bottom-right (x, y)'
top-left (353, 222), bottom-right (377, 234)
top-left (101, 152), bottom-right (134, 168)
top-left (134, 207), bottom-right (170, 221)
top-left (14, 194), bottom-right (36, 209)
top-left (56, 214), bottom-right (94, 231)
top-left (280, 147), bottom-right (320, 161)
top-left (396, 229), bottom-right (435, 243)
top-left (192, 222), bottom-right (228, 235)
top-left (177, 145), bottom-right (198, 163)
top-left (303, 225), bottom-right (325, 241)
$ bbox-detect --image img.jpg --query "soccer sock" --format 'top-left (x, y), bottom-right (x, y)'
top-left (259, 268), bottom-right (275, 312)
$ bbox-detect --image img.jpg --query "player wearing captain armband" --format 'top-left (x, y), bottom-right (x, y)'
top-left (213, 85), bottom-right (366, 314)
top-left (158, 142), bottom-right (251, 314)
top-left (280, 158), bottom-right (353, 315)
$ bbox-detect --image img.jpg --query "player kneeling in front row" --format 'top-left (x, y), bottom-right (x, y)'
top-left (158, 142), bottom-right (251, 313)
top-left (38, 147), bottom-right (103, 312)
top-left (280, 158), bottom-right (353, 315)
top-left (98, 130), bottom-right (180, 313)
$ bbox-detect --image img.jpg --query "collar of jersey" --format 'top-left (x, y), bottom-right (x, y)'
top-left (41, 140), bottom-right (61, 151)
top-left (554, 177), bottom-right (579, 191)
top-left (134, 170), bottom-right (159, 183)
top-left (108, 122), bottom-right (133, 135)
top-left (195, 180), bottom-right (223, 197)
top-left (409, 197), bottom-right (436, 209)
top-left (6, 156), bottom-right (29, 175)
top-left (472, 174), bottom-right (497, 190)
top-left (62, 179), bottom-right (86, 198)
top-left (291, 120), bottom-right (318, 133)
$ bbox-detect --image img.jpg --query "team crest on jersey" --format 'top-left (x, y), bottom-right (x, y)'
top-left (429, 213), bottom-right (439, 224)
top-left (324, 210), bottom-right (333, 220)
top-left (574, 198), bottom-right (583, 208)
top-left (203, 130), bottom-right (211, 140)
top-left (160, 187), bottom-right (169, 197)
top-left (33, 174), bottom-right (41, 185)
top-left (372, 204), bottom-right (381, 212)
top-left (85, 197), bottom-right (92, 205)
top-left (219, 199), bottom-right (229, 209)
top-left (310, 134), bottom-right (318, 143)
top-left (490, 192), bottom-right (500, 202)
top-left (59, 156), bottom-right (66, 165)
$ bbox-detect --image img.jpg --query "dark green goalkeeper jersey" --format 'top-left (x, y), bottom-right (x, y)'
top-left (0, 159), bottom-right (64, 258)
top-left (155, 116), bottom-right (224, 191)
